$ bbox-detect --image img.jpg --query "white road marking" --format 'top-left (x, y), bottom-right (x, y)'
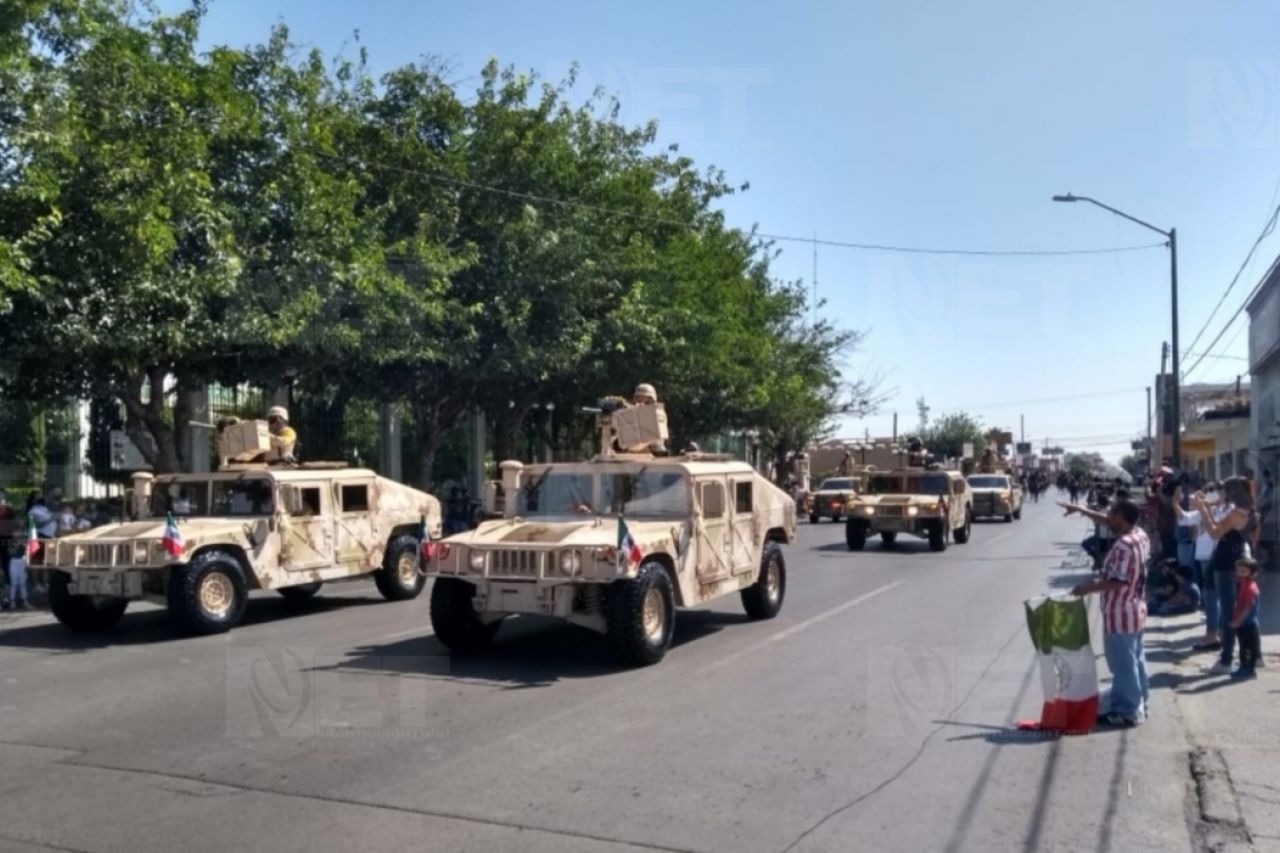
top-left (710, 580), bottom-right (905, 669)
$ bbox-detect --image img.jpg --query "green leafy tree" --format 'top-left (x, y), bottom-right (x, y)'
top-left (918, 412), bottom-right (986, 460)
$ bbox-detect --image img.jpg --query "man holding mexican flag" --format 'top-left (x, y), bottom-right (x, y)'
top-left (1061, 496), bottom-right (1151, 728)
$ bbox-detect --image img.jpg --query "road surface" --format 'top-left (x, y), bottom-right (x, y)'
top-left (0, 499), bottom-right (1197, 853)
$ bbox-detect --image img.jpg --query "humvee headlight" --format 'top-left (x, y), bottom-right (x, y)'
top-left (134, 542), bottom-right (150, 564)
top-left (925, 502), bottom-right (939, 512)
top-left (907, 506), bottom-right (919, 517)
top-left (558, 551), bottom-right (581, 575)
top-left (468, 551), bottom-right (486, 571)
top-left (862, 506), bottom-right (875, 516)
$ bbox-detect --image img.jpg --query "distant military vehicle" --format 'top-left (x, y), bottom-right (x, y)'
top-left (967, 472), bottom-right (1023, 522)
top-left (805, 476), bottom-right (862, 523)
top-left (845, 467), bottom-right (972, 552)
top-left (33, 421), bottom-right (442, 635)
top-left (426, 400), bottom-right (796, 666)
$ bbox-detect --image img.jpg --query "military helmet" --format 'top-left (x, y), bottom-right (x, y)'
top-left (634, 383), bottom-right (657, 402)
top-left (267, 405), bottom-right (289, 422)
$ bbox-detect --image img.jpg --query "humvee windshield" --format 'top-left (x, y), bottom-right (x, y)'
top-left (866, 474), bottom-right (950, 496)
top-left (150, 477), bottom-right (274, 518)
top-left (968, 476), bottom-right (1010, 489)
top-left (518, 469), bottom-right (690, 518)
top-left (817, 479), bottom-right (856, 491)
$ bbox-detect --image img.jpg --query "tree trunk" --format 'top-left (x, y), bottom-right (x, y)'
top-left (491, 402), bottom-right (534, 463)
top-left (117, 368), bottom-right (182, 473)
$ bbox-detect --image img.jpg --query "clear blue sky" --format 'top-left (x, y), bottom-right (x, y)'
top-left (183, 0), bottom-right (1279, 461)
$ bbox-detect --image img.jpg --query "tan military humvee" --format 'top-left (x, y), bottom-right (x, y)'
top-left (33, 464), bottom-right (442, 635)
top-left (805, 475), bottom-right (863, 523)
top-left (845, 467), bottom-right (972, 552)
top-left (967, 472), bottom-right (1023, 522)
top-left (426, 403), bottom-right (797, 666)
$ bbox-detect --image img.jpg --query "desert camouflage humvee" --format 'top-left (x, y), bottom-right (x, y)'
top-left (805, 475), bottom-right (862, 523)
top-left (845, 467), bottom-right (972, 552)
top-left (426, 403), bottom-right (796, 666)
top-left (33, 464), bottom-right (442, 635)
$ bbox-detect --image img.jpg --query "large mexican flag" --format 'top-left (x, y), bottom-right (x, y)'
top-left (1022, 596), bottom-right (1099, 734)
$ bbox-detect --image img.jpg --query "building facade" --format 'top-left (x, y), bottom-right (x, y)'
top-left (1248, 260), bottom-right (1280, 559)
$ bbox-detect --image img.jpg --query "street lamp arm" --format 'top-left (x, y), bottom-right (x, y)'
top-left (1053, 193), bottom-right (1171, 239)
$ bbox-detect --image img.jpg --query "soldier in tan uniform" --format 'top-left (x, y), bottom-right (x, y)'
top-left (633, 383), bottom-right (658, 406)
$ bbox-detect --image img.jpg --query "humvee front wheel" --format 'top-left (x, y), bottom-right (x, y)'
top-left (430, 578), bottom-right (501, 654)
top-left (808, 513), bottom-right (819, 524)
top-left (954, 510), bottom-right (972, 544)
top-left (741, 543), bottom-right (786, 620)
top-left (168, 550), bottom-right (248, 634)
top-left (48, 573), bottom-right (128, 633)
top-left (846, 521), bottom-right (866, 551)
top-left (375, 534), bottom-right (426, 601)
top-left (608, 562), bottom-right (675, 666)
top-left (278, 582), bottom-right (322, 601)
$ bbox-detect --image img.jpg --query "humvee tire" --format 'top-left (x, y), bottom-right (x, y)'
top-left (741, 543), bottom-right (786, 620)
top-left (430, 578), bottom-right (502, 653)
top-left (1004, 512), bottom-right (1014, 523)
top-left (928, 522), bottom-right (947, 552)
top-left (168, 550), bottom-right (248, 634)
top-left (48, 573), bottom-right (128, 633)
top-left (953, 511), bottom-right (972, 544)
top-left (1013, 507), bottom-right (1022, 521)
top-left (278, 582), bottom-right (322, 601)
top-left (881, 531), bottom-right (897, 547)
top-left (809, 513), bottom-right (819, 524)
top-left (607, 561), bottom-right (675, 666)
top-left (374, 534), bottom-right (427, 601)
top-left (846, 521), bottom-right (867, 551)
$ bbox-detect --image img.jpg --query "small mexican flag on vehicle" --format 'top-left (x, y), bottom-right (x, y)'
top-left (25, 514), bottom-right (39, 559)
top-left (418, 514), bottom-right (434, 560)
top-left (616, 516), bottom-right (642, 567)
top-left (1020, 596), bottom-right (1099, 734)
top-left (161, 512), bottom-right (185, 558)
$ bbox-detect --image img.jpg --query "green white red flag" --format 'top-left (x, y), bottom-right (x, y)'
top-left (616, 516), bottom-right (642, 567)
top-left (25, 514), bottom-right (39, 559)
top-left (1020, 596), bottom-right (1098, 734)
top-left (161, 512), bottom-right (185, 558)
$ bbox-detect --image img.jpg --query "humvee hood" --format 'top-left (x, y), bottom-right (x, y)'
top-left (61, 518), bottom-right (254, 542)
top-left (464, 518), bottom-right (679, 548)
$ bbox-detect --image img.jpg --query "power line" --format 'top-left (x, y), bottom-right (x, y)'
top-left (1180, 252), bottom-right (1277, 380)
top-left (314, 151), bottom-right (1169, 258)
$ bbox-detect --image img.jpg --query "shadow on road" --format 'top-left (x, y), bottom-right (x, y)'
top-left (309, 608), bottom-right (750, 688)
top-left (0, 594), bottom-right (383, 652)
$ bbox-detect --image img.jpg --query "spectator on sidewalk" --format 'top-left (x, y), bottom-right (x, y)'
top-left (1065, 498), bottom-right (1151, 727)
top-left (1177, 485), bottom-right (1228, 650)
top-left (1194, 477), bottom-right (1259, 675)
top-left (1228, 557), bottom-right (1261, 680)
top-left (4, 538), bottom-right (28, 610)
top-left (1151, 561), bottom-right (1201, 617)
top-left (27, 496), bottom-right (56, 539)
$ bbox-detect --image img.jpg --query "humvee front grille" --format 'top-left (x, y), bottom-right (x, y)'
top-left (83, 544), bottom-right (114, 567)
top-left (489, 550), bottom-right (543, 579)
top-left (877, 506), bottom-right (905, 518)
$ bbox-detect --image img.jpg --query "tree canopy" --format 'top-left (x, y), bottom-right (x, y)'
top-left (0, 1), bottom-right (877, 483)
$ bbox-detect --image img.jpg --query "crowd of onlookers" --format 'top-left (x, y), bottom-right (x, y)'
top-left (1061, 463), bottom-right (1273, 728)
top-left (0, 488), bottom-right (119, 610)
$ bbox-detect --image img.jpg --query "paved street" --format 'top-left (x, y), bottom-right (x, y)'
top-left (0, 501), bottom-right (1202, 853)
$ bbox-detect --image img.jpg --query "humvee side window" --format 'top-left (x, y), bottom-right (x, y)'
top-left (292, 487), bottom-right (322, 517)
top-left (735, 481), bottom-right (752, 513)
top-left (211, 479), bottom-right (273, 516)
top-left (151, 483), bottom-right (208, 518)
top-left (341, 484), bottom-right (370, 513)
top-left (701, 482), bottom-right (726, 519)
top-left (601, 471), bottom-right (689, 518)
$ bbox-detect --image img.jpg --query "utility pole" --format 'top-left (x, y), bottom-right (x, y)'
top-left (1146, 385), bottom-right (1152, 469)
top-left (1169, 228), bottom-right (1181, 470)
top-left (892, 412), bottom-right (898, 442)
top-left (1158, 342), bottom-right (1169, 466)
top-left (1020, 414), bottom-right (1025, 445)
top-left (812, 232), bottom-right (818, 328)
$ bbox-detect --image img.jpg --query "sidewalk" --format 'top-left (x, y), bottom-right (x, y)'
top-left (1143, 572), bottom-right (1280, 853)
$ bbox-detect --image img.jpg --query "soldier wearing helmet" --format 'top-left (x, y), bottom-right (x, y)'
top-left (633, 383), bottom-right (658, 406)
top-left (266, 406), bottom-right (297, 462)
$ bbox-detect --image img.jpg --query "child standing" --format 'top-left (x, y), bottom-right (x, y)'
top-left (1230, 557), bottom-right (1262, 681)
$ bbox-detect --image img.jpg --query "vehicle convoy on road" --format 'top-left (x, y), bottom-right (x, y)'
top-left (967, 472), bottom-right (1024, 521)
top-left (805, 476), bottom-right (861, 523)
top-left (426, 400), bottom-right (797, 666)
top-left (845, 467), bottom-right (973, 552)
top-left (33, 420), bottom-right (442, 636)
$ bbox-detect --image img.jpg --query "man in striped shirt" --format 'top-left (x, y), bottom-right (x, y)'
top-left (1063, 498), bottom-right (1150, 727)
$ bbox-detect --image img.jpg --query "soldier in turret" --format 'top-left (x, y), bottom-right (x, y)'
top-left (633, 383), bottom-right (658, 406)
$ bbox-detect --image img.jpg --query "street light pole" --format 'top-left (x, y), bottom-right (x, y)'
top-left (1052, 193), bottom-right (1181, 467)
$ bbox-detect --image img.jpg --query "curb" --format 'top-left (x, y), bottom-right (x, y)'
top-left (1189, 747), bottom-right (1253, 853)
